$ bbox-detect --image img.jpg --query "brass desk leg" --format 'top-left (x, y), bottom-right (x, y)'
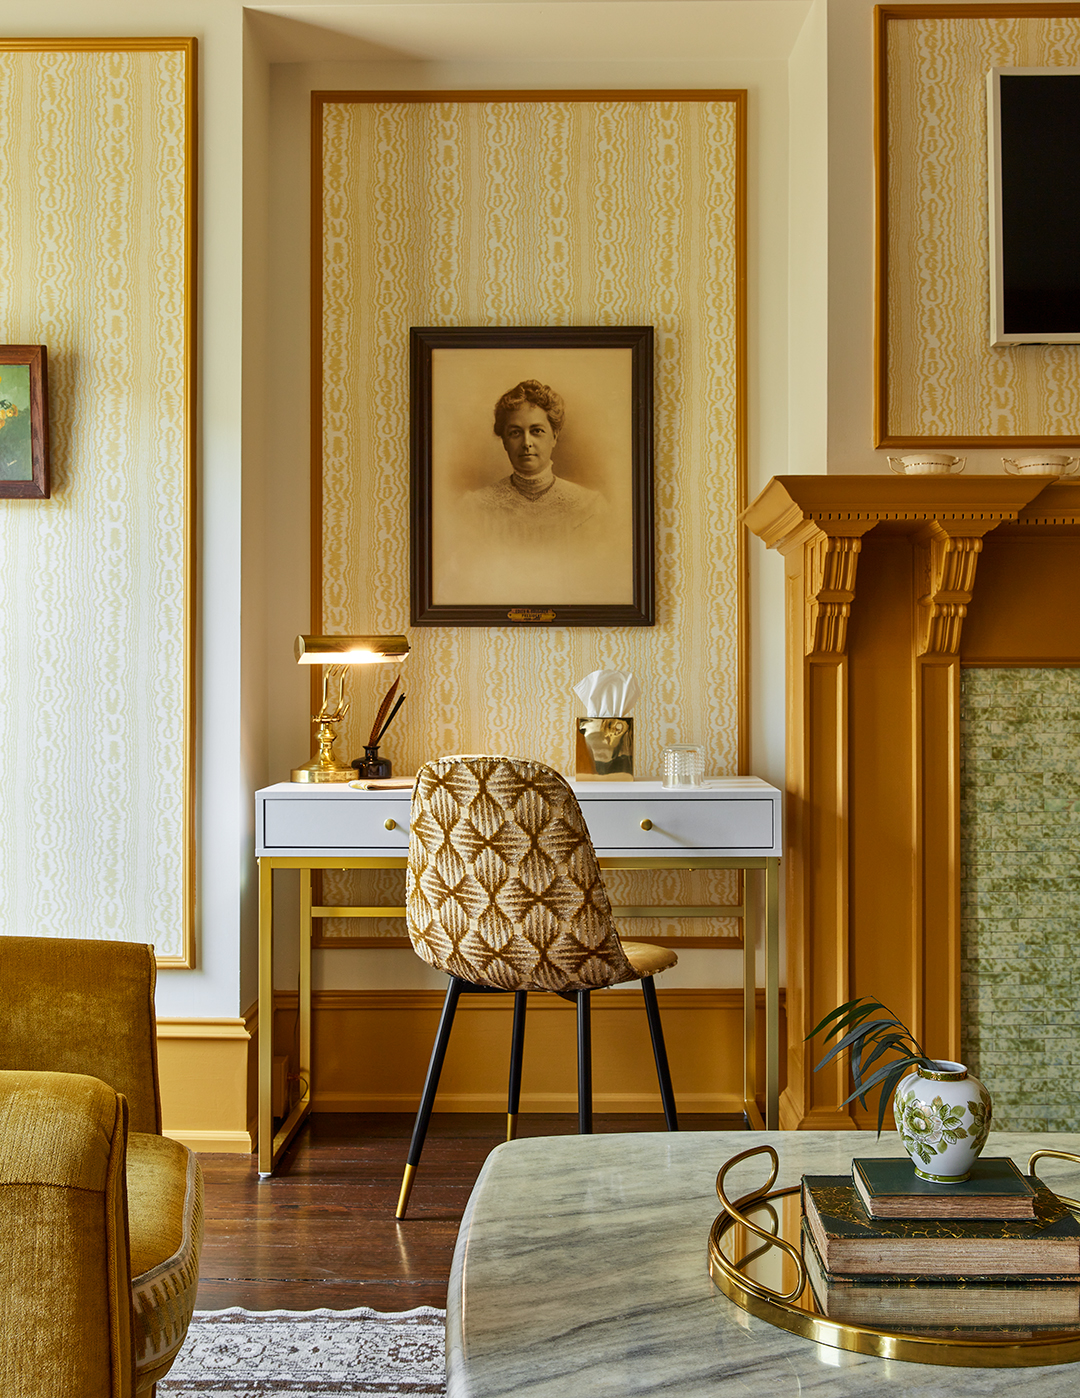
top-left (258, 859), bottom-right (274, 1176)
top-left (259, 861), bottom-right (315, 1177)
top-left (765, 858), bottom-right (780, 1130)
top-left (298, 867), bottom-right (313, 1122)
top-left (743, 873), bottom-right (764, 1130)
top-left (267, 868), bottom-right (314, 1173)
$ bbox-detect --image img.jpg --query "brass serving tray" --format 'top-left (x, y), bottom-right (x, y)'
top-left (708, 1144), bottom-right (1080, 1367)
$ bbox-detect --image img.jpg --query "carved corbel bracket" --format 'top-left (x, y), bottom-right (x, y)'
top-left (804, 530), bottom-right (865, 658)
top-left (915, 520), bottom-right (996, 658)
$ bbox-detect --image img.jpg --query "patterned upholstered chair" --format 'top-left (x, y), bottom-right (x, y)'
top-left (396, 754), bottom-right (679, 1218)
top-left (0, 937), bottom-right (203, 1397)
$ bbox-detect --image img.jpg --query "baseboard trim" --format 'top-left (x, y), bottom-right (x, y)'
top-left (156, 990), bottom-right (788, 1138)
top-left (785, 1104), bottom-right (858, 1130)
top-left (311, 1089), bottom-right (753, 1113)
top-left (163, 1128), bottom-right (253, 1153)
top-left (156, 1019), bottom-right (255, 1149)
top-left (279, 988), bottom-right (787, 1117)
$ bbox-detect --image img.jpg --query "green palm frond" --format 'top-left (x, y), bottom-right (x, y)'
top-left (806, 1000), bottom-right (887, 1042)
top-left (806, 996), bottom-right (939, 1136)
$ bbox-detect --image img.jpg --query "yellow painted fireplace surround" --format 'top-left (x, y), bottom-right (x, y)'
top-left (745, 476), bottom-right (1080, 1130)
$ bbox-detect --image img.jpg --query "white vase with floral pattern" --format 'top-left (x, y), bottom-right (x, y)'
top-left (893, 1060), bottom-right (992, 1183)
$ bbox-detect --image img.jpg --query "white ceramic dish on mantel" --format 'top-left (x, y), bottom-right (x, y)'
top-left (1002, 453), bottom-right (1080, 477)
top-left (888, 453), bottom-right (965, 475)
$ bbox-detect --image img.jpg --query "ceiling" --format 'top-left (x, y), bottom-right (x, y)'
top-left (246, 1), bottom-right (814, 65)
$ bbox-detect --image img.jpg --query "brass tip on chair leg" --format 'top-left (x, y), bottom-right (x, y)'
top-left (506, 1112), bottom-right (519, 1142)
top-left (396, 1163), bottom-right (417, 1219)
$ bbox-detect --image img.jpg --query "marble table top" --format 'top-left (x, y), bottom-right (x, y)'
top-left (446, 1129), bottom-right (1080, 1397)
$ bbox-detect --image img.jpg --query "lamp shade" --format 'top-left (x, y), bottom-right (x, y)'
top-left (294, 634), bottom-right (409, 665)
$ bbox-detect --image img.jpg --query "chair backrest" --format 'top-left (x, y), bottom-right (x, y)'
top-left (0, 936), bottom-right (162, 1134)
top-left (406, 755), bottom-right (637, 992)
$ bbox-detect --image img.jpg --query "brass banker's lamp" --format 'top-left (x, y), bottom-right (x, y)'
top-left (290, 634), bottom-right (409, 783)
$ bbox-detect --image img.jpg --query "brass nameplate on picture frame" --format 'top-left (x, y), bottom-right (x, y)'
top-left (508, 608), bottom-right (557, 623)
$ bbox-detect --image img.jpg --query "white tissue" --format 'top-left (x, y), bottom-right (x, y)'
top-left (573, 669), bottom-right (640, 717)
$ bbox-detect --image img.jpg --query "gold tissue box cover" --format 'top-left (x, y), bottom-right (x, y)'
top-left (575, 718), bottom-right (634, 781)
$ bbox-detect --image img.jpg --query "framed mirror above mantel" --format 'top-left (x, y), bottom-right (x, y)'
top-left (744, 476), bottom-right (1080, 1131)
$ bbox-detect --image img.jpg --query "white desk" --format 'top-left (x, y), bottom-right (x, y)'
top-left (255, 778), bottom-right (782, 1175)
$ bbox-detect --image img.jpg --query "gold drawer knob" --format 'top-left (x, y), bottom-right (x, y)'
top-left (640, 819), bottom-right (653, 831)
top-left (384, 818), bottom-right (397, 831)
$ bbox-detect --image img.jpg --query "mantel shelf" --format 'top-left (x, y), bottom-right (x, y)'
top-left (742, 475), bottom-right (1080, 553)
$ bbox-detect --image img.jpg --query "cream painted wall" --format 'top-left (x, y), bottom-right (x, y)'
top-left (240, 22), bottom-right (273, 1013)
top-left (788, 0), bottom-right (829, 475)
top-left (824, 0), bottom-right (877, 471)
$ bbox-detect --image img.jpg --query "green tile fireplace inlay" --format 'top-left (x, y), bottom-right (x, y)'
top-left (960, 667), bottom-right (1080, 1132)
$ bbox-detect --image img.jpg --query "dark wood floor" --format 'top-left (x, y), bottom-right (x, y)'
top-left (195, 1112), bottom-right (746, 1312)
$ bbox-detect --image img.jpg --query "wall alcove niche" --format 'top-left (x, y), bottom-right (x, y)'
top-left (744, 476), bottom-right (1080, 1131)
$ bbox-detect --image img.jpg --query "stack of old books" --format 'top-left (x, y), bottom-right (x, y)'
top-left (801, 1157), bottom-right (1080, 1332)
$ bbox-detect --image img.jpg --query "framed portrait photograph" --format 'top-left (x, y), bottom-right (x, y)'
top-left (0, 345), bottom-right (49, 499)
top-left (410, 325), bottom-right (654, 626)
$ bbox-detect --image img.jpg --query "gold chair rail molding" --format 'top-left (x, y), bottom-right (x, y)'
top-left (156, 1017), bottom-right (252, 1039)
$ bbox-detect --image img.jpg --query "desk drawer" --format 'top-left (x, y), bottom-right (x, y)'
top-left (582, 798), bottom-right (775, 852)
top-left (261, 795), bottom-right (411, 852)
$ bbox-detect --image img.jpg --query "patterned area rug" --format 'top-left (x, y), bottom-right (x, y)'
top-left (157, 1307), bottom-right (446, 1396)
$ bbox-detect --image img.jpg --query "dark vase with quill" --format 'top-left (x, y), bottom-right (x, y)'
top-left (359, 744), bottom-right (391, 779)
top-left (352, 678), bottom-right (406, 780)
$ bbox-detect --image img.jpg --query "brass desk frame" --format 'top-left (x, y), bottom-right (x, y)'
top-left (258, 853), bottom-right (780, 1176)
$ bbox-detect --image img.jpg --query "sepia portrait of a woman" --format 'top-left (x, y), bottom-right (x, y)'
top-left (460, 377), bottom-right (607, 541)
top-left (427, 344), bottom-right (638, 609)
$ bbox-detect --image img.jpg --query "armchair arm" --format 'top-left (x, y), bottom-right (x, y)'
top-left (0, 1070), bottom-right (133, 1398)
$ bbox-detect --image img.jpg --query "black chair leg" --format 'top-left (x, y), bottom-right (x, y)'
top-left (641, 976), bottom-right (679, 1131)
top-left (396, 976), bottom-right (464, 1218)
top-left (577, 989), bottom-right (593, 1134)
top-left (507, 990), bottom-right (528, 1141)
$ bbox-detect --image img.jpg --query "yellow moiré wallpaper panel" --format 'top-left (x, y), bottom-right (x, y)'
top-left (0, 47), bottom-right (191, 961)
top-left (886, 13), bottom-right (1080, 440)
top-left (318, 96), bottom-right (743, 941)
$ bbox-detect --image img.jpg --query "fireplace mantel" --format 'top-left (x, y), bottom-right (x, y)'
top-left (744, 477), bottom-right (1080, 1129)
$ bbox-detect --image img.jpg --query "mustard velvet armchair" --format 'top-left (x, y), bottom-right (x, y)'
top-left (0, 937), bottom-right (203, 1398)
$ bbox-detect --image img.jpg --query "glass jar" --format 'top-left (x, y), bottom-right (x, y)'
top-left (662, 744), bottom-right (704, 788)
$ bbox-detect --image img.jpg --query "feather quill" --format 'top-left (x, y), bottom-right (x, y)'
top-left (376, 692), bottom-right (406, 744)
top-left (366, 677), bottom-right (400, 747)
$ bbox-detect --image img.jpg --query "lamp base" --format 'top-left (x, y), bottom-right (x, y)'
top-left (290, 759), bottom-right (356, 783)
top-left (292, 709), bottom-right (355, 782)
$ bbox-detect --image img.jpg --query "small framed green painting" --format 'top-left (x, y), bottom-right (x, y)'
top-left (0, 345), bottom-right (49, 499)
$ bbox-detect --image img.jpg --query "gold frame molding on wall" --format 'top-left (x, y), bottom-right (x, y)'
top-left (308, 88), bottom-right (748, 776)
top-left (0, 38), bottom-right (198, 968)
top-left (873, 4), bottom-right (1080, 447)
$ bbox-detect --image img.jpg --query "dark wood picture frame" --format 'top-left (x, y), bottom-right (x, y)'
top-left (410, 325), bottom-right (654, 627)
top-left (0, 345), bottom-right (49, 499)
